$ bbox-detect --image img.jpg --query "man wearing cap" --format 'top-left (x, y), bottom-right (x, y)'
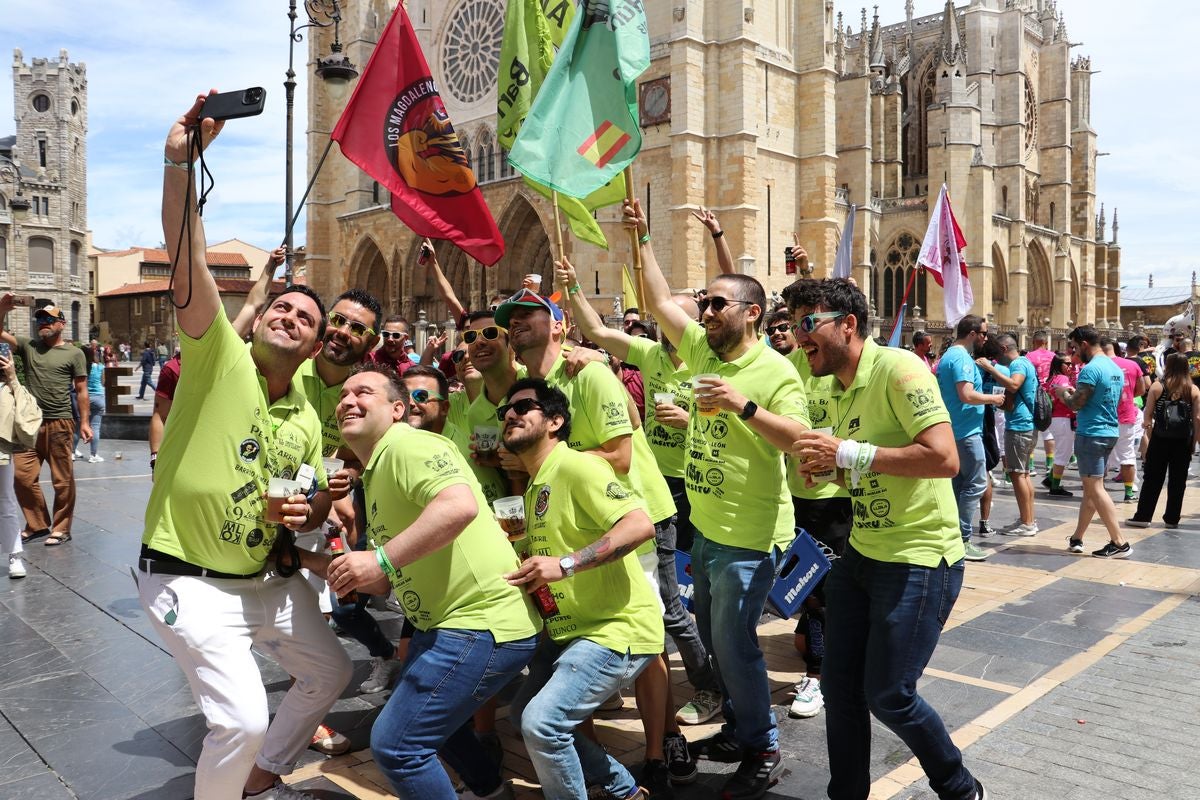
top-left (0, 301), bottom-right (90, 546)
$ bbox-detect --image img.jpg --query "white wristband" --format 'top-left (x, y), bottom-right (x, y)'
top-left (835, 439), bottom-right (860, 470)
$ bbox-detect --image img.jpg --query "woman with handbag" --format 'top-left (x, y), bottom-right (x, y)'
top-left (0, 351), bottom-right (44, 577)
top-left (1128, 353), bottom-right (1200, 529)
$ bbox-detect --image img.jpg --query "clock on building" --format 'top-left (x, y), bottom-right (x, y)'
top-left (440, 0), bottom-right (505, 106)
top-left (639, 77), bottom-right (671, 127)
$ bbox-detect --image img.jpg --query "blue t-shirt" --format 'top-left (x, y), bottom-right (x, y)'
top-left (936, 345), bottom-right (983, 440)
top-left (86, 362), bottom-right (104, 395)
top-left (1005, 356), bottom-right (1038, 432)
top-left (1075, 355), bottom-right (1124, 438)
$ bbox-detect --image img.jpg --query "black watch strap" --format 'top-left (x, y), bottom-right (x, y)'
top-left (739, 400), bottom-right (758, 420)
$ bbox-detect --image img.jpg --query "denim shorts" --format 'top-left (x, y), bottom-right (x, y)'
top-left (1074, 434), bottom-right (1117, 477)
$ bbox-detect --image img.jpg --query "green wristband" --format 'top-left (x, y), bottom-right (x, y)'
top-left (375, 546), bottom-right (399, 583)
top-left (639, 232), bottom-right (651, 245)
top-left (568, 283), bottom-right (582, 295)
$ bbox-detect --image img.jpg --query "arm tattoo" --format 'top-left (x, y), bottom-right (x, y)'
top-left (573, 534), bottom-right (635, 570)
top-left (1066, 384), bottom-right (1093, 411)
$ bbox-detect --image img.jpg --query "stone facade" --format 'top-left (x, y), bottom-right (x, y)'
top-left (0, 49), bottom-right (90, 342)
top-left (305, 0), bottom-right (1118, 342)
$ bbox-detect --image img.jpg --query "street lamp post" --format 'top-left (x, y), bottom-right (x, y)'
top-left (284, 0), bottom-right (357, 286)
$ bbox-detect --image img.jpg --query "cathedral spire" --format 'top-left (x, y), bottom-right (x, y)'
top-left (869, 6), bottom-right (885, 70)
top-left (835, 13), bottom-right (847, 75)
top-left (1111, 208), bottom-right (1119, 244)
top-left (939, 0), bottom-right (966, 67)
top-left (859, 8), bottom-right (870, 73)
top-left (1096, 203), bottom-right (1106, 240)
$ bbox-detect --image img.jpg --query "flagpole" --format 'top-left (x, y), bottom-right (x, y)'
top-left (550, 190), bottom-right (567, 263)
top-left (890, 266), bottom-right (920, 344)
top-left (623, 165), bottom-right (647, 319)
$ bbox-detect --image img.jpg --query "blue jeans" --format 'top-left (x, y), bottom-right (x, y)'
top-left (138, 369), bottom-right (156, 398)
top-left (371, 628), bottom-right (538, 799)
top-left (823, 545), bottom-right (975, 800)
top-left (654, 516), bottom-right (716, 692)
top-left (511, 637), bottom-right (654, 800)
top-left (73, 396), bottom-right (104, 457)
top-left (951, 434), bottom-right (987, 542)
top-left (1074, 434), bottom-right (1117, 478)
top-left (692, 532), bottom-right (781, 752)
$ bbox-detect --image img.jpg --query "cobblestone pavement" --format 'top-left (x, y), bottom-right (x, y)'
top-left (1, 438), bottom-right (1197, 799)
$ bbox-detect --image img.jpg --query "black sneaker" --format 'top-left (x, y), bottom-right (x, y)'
top-left (974, 777), bottom-right (989, 799)
top-left (1041, 476), bottom-right (1052, 489)
top-left (1068, 539), bottom-right (1084, 554)
top-left (662, 733), bottom-right (697, 785)
top-left (687, 730), bottom-right (744, 763)
top-left (720, 749), bottom-right (784, 800)
top-left (638, 759), bottom-right (674, 800)
top-left (1126, 518), bottom-right (1151, 528)
top-left (1092, 541), bottom-right (1131, 559)
top-left (1047, 486), bottom-right (1074, 497)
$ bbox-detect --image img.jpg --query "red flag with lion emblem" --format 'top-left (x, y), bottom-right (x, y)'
top-left (331, 4), bottom-right (504, 265)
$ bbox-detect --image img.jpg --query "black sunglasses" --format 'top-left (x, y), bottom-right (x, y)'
top-left (463, 326), bottom-right (507, 345)
top-left (765, 323), bottom-right (791, 336)
top-left (450, 349), bottom-right (467, 364)
top-left (496, 397), bottom-right (544, 421)
top-left (408, 388), bottom-right (444, 403)
top-left (698, 296), bottom-right (751, 315)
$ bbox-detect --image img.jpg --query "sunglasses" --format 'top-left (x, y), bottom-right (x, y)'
top-left (450, 349), bottom-right (467, 364)
top-left (408, 388), bottom-right (444, 404)
top-left (698, 296), bottom-right (751, 315)
top-left (463, 325), bottom-right (507, 345)
top-left (793, 312), bottom-right (846, 334)
top-left (765, 323), bottom-right (791, 336)
top-left (327, 312), bottom-right (376, 338)
top-left (496, 397), bottom-right (544, 421)
top-left (380, 330), bottom-right (408, 341)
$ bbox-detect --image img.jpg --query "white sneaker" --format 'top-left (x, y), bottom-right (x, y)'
top-left (72, 450), bottom-right (82, 460)
top-left (1003, 522), bottom-right (1039, 537)
top-left (675, 688), bottom-right (723, 725)
top-left (788, 676), bottom-right (824, 718)
top-left (251, 782), bottom-right (319, 800)
top-left (88, 455), bottom-right (104, 463)
top-left (359, 656), bottom-right (402, 694)
top-left (596, 690), bottom-right (625, 712)
top-left (8, 554), bottom-right (25, 578)
top-left (459, 781), bottom-right (515, 800)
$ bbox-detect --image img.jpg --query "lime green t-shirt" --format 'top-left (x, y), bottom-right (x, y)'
top-left (622, 337), bottom-right (690, 479)
top-left (786, 350), bottom-right (847, 502)
top-left (831, 339), bottom-right (963, 568)
top-left (444, 390), bottom-right (509, 506)
top-left (294, 358), bottom-right (345, 457)
top-left (524, 442), bottom-right (665, 654)
top-left (677, 322), bottom-right (810, 552)
top-left (143, 314), bottom-right (327, 574)
top-left (544, 356), bottom-right (676, 525)
top-left (362, 423), bottom-right (541, 642)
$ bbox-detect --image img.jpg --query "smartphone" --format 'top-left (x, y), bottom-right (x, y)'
top-left (200, 87), bottom-right (267, 122)
top-left (10, 294), bottom-right (35, 307)
top-left (0, 343), bottom-right (9, 359)
top-left (417, 243), bottom-right (433, 266)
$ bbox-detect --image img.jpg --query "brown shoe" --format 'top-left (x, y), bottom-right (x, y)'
top-left (44, 531), bottom-right (72, 546)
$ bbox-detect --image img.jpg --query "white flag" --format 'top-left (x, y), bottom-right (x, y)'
top-left (918, 184), bottom-right (973, 326)
top-left (833, 204), bottom-right (856, 280)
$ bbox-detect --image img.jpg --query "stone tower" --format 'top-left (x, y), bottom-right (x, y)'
top-left (1, 49), bottom-right (89, 340)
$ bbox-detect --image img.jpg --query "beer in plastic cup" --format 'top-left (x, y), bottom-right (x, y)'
top-left (493, 495), bottom-right (526, 542)
top-left (475, 425), bottom-right (501, 455)
top-left (693, 374), bottom-right (721, 417)
top-left (810, 427), bottom-right (837, 483)
top-left (653, 392), bottom-right (675, 406)
top-left (527, 274), bottom-right (542, 289)
top-left (266, 477), bottom-right (306, 524)
top-left (322, 457), bottom-right (344, 478)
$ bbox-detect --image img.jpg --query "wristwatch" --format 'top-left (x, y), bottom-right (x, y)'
top-left (559, 555), bottom-right (576, 578)
top-left (739, 400), bottom-right (758, 420)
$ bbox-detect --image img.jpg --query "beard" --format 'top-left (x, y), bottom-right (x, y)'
top-left (502, 423), bottom-right (542, 454)
top-left (705, 324), bottom-right (742, 356)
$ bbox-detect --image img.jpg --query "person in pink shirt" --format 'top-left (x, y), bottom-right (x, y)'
top-left (1044, 354), bottom-right (1077, 496)
top-left (367, 315), bottom-right (414, 375)
top-left (1025, 331), bottom-right (1057, 477)
top-left (1102, 337), bottom-right (1150, 503)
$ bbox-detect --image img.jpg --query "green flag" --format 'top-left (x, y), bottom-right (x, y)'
top-left (508, 0), bottom-right (650, 199)
top-left (523, 173), bottom-right (625, 249)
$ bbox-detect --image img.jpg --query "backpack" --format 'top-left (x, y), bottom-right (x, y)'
top-left (1032, 381), bottom-right (1053, 432)
top-left (1154, 394), bottom-right (1193, 440)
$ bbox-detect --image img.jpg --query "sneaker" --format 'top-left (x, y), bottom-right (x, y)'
top-left (638, 759), bottom-right (674, 799)
top-left (1126, 518), bottom-right (1151, 528)
top-left (1047, 486), bottom-right (1074, 497)
top-left (1002, 522), bottom-right (1039, 537)
top-left (720, 749), bottom-right (783, 800)
top-left (1067, 538), bottom-right (1084, 554)
top-left (974, 778), bottom-right (989, 800)
top-left (88, 455), bottom-right (104, 463)
top-left (977, 520), bottom-right (995, 537)
top-left (8, 554), bottom-right (26, 578)
top-left (788, 676), bottom-right (824, 718)
top-left (359, 656), bottom-right (402, 694)
top-left (676, 688), bottom-right (722, 725)
top-left (477, 730), bottom-right (503, 770)
top-left (1041, 475), bottom-right (1052, 488)
top-left (663, 732), bottom-right (697, 785)
top-left (459, 781), bottom-right (515, 800)
top-left (688, 730), bottom-right (744, 763)
top-left (597, 690), bottom-right (625, 712)
top-left (1165, 522), bottom-right (1180, 529)
top-left (72, 449), bottom-right (83, 460)
top-left (963, 541), bottom-right (989, 562)
top-left (309, 722), bottom-right (351, 755)
top-left (1123, 493), bottom-right (1136, 504)
top-left (1092, 541), bottom-right (1131, 559)
top-left (248, 782), bottom-right (319, 800)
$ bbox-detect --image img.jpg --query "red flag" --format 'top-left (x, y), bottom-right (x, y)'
top-left (331, 5), bottom-right (504, 265)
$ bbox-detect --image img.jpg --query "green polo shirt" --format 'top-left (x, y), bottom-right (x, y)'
top-left (143, 314), bottom-right (327, 574)
top-left (786, 349), bottom-right (847, 501)
top-left (294, 357), bottom-right (345, 457)
top-left (543, 355), bottom-right (675, 525)
top-left (441, 390), bottom-right (508, 506)
top-left (524, 442), bottom-right (664, 653)
top-left (622, 337), bottom-right (690, 479)
top-left (677, 322), bottom-right (810, 552)
top-left (362, 423), bottom-right (541, 642)
top-left (831, 338), bottom-right (963, 567)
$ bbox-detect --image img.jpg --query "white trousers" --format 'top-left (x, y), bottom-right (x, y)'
top-left (0, 461), bottom-right (21, 556)
top-left (137, 569), bottom-right (352, 800)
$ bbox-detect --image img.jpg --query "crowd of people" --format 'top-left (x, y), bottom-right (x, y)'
top-left (9, 94), bottom-right (1196, 800)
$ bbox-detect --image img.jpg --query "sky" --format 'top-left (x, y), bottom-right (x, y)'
top-left (3, 0), bottom-right (1197, 289)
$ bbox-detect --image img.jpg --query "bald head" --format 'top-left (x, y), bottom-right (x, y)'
top-left (671, 294), bottom-right (700, 322)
